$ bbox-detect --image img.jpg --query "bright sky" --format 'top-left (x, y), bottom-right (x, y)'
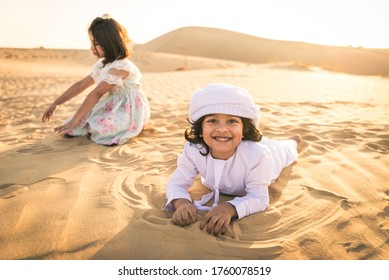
top-left (1, 0), bottom-right (388, 49)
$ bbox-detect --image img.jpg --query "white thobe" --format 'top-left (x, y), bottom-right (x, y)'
top-left (166, 138), bottom-right (297, 219)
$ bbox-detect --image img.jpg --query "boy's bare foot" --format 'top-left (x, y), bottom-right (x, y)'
top-left (289, 134), bottom-right (307, 152)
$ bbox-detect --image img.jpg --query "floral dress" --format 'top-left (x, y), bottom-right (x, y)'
top-left (67, 58), bottom-right (150, 145)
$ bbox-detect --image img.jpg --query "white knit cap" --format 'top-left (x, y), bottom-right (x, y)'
top-left (189, 83), bottom-right (260, 127)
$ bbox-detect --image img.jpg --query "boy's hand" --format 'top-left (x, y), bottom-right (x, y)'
top-left (172, 199), bottom-right (198, 226)
top-left (200, 202), bottom-right (237, 236)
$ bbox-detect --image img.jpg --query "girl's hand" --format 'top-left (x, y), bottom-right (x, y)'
top-left (172, 199), bottom-right (198, 226)
top-left (53, 119), bottom-right (78, 134)
top-left (200, 202), bottom-right (237, 236)
top-left (42, 104), bottom-right (58, 123)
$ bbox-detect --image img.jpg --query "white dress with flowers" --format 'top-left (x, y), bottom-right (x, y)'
top-left (67, 58), bottom-right (150, 145)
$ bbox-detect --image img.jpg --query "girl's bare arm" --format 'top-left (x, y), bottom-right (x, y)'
top-left (42, 76), bottom-right (94, 122)
top-left (53, 81), bottom-right (114, 133)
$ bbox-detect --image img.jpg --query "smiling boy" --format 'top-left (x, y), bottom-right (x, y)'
top-left (166, 83), bottom-right (301, 236)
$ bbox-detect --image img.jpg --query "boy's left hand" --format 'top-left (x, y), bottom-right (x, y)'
top-left (200, 202), bottom-right (237, 236)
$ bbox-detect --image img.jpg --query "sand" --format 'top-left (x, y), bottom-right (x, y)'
top-left (0, 28), bottom-right (388, 260)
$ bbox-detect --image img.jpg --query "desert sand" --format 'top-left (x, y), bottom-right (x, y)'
top-left (0, 27), bottom-right (388, 260)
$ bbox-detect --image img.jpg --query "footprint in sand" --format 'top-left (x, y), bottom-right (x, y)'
top-left (0, 177), bottom-right (66, 199)
top-left (378, 206), bottom-right (389, 218)
top-left (340, 242), bottom-right (369, 254)
top-left (377, 195), bottom-right (389, 230)
top-left (364, 140), bottom-right (389, 154)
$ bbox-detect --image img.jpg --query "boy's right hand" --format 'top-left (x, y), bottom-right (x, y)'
top-left (42, 104), bottom-right (58, 123)
top-left (172, 199), bottom-right (198, 226)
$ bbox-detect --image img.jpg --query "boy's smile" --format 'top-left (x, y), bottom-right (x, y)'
top-left (202, 114), bottom-right (244, 160)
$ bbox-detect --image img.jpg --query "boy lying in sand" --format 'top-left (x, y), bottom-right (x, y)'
top-left (166, 83), bottom-right (302, 236)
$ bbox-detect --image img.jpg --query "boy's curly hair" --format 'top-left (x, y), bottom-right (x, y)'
top-left (184, 115), bottom-right (262, 156)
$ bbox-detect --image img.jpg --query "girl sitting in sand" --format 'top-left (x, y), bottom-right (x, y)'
top-left (42, 15), bottom-right (150, 145)
top-left (166, 83), bottom-right (302, 236)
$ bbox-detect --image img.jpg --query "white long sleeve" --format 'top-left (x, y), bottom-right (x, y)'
top-left (166, 138), bottom-right (297, 219)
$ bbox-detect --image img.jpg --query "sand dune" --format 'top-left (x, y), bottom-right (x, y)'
top-left (137, 26), bottom-right (389, 76)
top-left (0, 32), bottom-right (388, 260)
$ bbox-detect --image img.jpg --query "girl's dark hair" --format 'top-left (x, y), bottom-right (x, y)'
top-left (184, 115), bottom-right (262, 156)
top-left (88, 16), bottom-right (132, 66)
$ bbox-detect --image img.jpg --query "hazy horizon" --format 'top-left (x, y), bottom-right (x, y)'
top-left (1, 0), bottom-right (388, 50)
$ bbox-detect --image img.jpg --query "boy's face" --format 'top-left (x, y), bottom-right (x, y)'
top-left (89, 32), bottom-right (105, 58)
top-left (202, 114), bottom-right (244, 160)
